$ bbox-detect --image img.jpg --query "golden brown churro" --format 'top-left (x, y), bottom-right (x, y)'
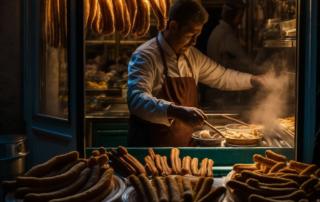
top-left (50, 168), bottom-right (114, 202)
top-left (299, 164), bottom-right (318, 176)
top-left (182, 156), bottom-right (192, 175)
top-left (164, 0), bottom-right (171, 20)
top-left (191, 158), bottom-right (201, 176)
top-left (182, 177), bottom-right (193, 202)
top-left (87, 0), bottom-right (98, 29)
top-left (154, 176), bottom-right (169, 202)
top-left (128, 175), bottom-right (148, 202)
top-left (16, 162), bottom-right (86, 187)
top-left (289, 160), bottom-right (310, 172)
top-left (300, 178), bottom-right (319, 192)
top-left (233, 164), bottom-right (257, 173)
top-left (166, 176), bottom-right (181, 202)
top-left (85, 0), bottom-right (90, 27)
top-left (100, 0), bottom-right (115, 35)
top-left (92, 1), bottom-right (102, 34)
top-left (175, 176), bottom-right (184, 199)
top-left (195, 177), bottom-right (214, 201)
top-left (198, 186), bottom-right (226, 202)
top-left (200, 158), bottom-right (208, 177)
top-left (155, 154), bottom-right (163, 174)
top-left (249, 194), bottom-right (295, 202)
top-left (193, 176), bottom-right (205, 199)
top-left (240, 171), bottom-right (292, 183)
top-left (76, 165), bottom-right (100, 194)
top-left (113, 0), bottom-right (125, 32)
top-left (139, 174), bottom-right (159, 202)
top-left (253, 154), bottom-right (277, 168)
top-left (265, 150), bottom-right (287, 163)
top-left (24, 167), bottom-right (91, 202)
top-left (124, 0), bottom-right (137, 28)
top-left (270, 190), bottom-right (307, 201)
top-left (269, 162), bottom-right (287, 174)
top-left (148, 0), bottom-right (166, 31)
top-left (206, 159), bottom-right (214, 177)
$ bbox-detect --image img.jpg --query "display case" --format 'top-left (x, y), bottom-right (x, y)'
top-left (23, 0), bottom-right (317, 171)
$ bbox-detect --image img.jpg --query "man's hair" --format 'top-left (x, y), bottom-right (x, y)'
top-left (166, 0), bottom-right (209, 30)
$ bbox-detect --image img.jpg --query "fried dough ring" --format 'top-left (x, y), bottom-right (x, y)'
top-left (49, 168), bottom-right (114, 202)
top-left (133, 0), bottom-right (150, 38)
top-left (162, 156), bottom-right (172, 175)
top-left (92, 0), bottom-right (102, 33)
top-left (265, 150), bottom-right (287, 163)
top-left (85, 0), bottom-right (90, 27)
top-left (87, 0), bottom-right (98, 29)
top-left (147, 148), bottom-right (156, 161)
top-left (113, 0), bottom-right (125, 32)
top-left (129, 175), bottom-right (148, 202)
top-left (182, 177), bottom-right (193, 202)
top-left (300, 178), bottom-right (319, 192)
top-left (24, 167), bottom-right (91, 202)
top-left (98, 154), bottom-right (109, 167)
top-left (195, 177), bottom-right (214, 201)
top-left (87, 181), bottom-right (114, 202)
top-left (15, 176), bottom-right (76, 199)
top-left (191, 158), bottom-right (201, 176)
top-left (154, 176), bottom-right (169, 202)
top-left (253, 154), bottom-right (277, 168)
top-left (121, 0), bottom-right (131, 36)
top-left (299, 164), bottom-right (318, 176)
top-left (227, 180), bottom-right (298, 197)
top-left (76, 165), bottom-right (100, 194)
top-left (148, 0), bottom-right (166, 31)
top-left (182, 156), bottom-right (192, 175)
top-left (200, 158), bottom-right (208, 177)
top-left (155, 154), bottom-right (163, 174)
top-left (107, 152), bottom-right (136, 176)
top-left (125, 0), bottom-right (137, 28)
top-left (241, 170), bottom-right (292, 183)
top-left (175, 176), bottom-right (184, 199)
top-left (289, 160), bottom-right (310, 172)
top-left (139, 174), bottom-right (159, 202)
top-left (166, 176), bottom-right (181, 202)
top-left (233, 164), bottom-right (257, 174)
top-left (164, 0), bottom-right (171, 20)
top-left (198, 186), bottom-right (226, 202)
top-left (25, 151), bottom-right (79, 178)
top-left (17, 162), bottom-right (86, 187)
top-left (206, 159), bottom-right (214, 177)
top-left (100, 0), bottom-right (115, 35)
top-left (269, 162), bottom-right (286, 174)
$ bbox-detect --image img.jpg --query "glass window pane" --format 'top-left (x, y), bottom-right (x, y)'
top-left (39, 0), bottom-right (68, 119)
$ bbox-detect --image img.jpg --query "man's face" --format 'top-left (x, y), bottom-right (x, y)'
top-left (169, 21), bottom-right (203, 55)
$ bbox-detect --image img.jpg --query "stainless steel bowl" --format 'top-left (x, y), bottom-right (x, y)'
top-left (0, 134), bottom-right (27, 159)
top-left (192, 131), bottom-right (224, 147)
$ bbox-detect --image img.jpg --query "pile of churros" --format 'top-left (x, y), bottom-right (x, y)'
top-left (129, 175), bottom-right (226, 202)
top-left (85, 0), bottom-right (171, 38)
top-left (277, 117), bottom-right (295, 135)
top-left (47, 0), bottom-right (67, 48)
top-left (1, 149), bottom-right (115, 202)
top-left (227, 150), bottom-right (320, 202)
top-left (224, 130), bottom-right (263, 139)
top-left (145, 148), bottom-right (214, 177)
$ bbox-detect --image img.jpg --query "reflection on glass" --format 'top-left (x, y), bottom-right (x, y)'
top-left (39, 0), bottom-right (68, 119)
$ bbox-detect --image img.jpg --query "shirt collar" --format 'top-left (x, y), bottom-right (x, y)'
top-left (219, 20), bottom-right (234, 33)
top-left (157, 32), bottom-right (190, 59)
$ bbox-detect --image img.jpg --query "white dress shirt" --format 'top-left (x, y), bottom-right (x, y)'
top-left (207, 20), bottom-right (253, 71)
top-left (127, 33), bottom-right (253, 126)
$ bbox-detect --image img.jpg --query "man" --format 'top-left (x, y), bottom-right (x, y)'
top-left (207, 0), bottom-right (253, 72)
top-left (127, 0), bottom-right (267, 147)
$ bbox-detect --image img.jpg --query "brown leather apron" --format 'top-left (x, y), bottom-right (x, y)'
top-left (128, 37), bottom-right (198, 147)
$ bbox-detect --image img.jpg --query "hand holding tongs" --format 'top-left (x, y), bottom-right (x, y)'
top-left (204, 120), bottom-right (226, 138)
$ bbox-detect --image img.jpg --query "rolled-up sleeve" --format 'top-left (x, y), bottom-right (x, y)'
top-left (127, 53), bottom-right (173, 126)
top-left (196, 50), bottom-right (253, 91)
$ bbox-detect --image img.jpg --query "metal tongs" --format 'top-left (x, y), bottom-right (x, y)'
top-left (204, 120), bottom-right (226, 138)
top-left (220, 114), bottom-right (250, 127)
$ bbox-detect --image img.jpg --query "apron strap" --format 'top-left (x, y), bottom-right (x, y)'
top-left (156, 35), bottom-right (194, 78)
